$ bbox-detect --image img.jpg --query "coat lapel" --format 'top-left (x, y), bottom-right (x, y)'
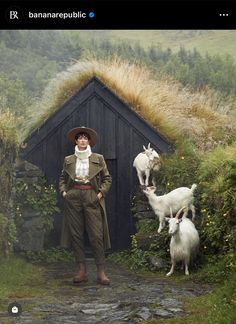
top-left (64, 155), bottom-right (76, 180)
top-left (64, 153), bottom-right (102, 181)
top-left (89, 153), bottom-right (103, 180)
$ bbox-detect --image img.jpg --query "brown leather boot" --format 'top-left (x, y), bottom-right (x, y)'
top-left (97, 265), bottom-right (110, 285)
top-left (73, 262), bottom-right (88, 283)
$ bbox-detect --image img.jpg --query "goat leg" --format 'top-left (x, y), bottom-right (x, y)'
top-left (166, 261), bottom-right (175, 276)
top-left (137, 171), bottom-right (145, 186)
top-left (185, 263), bottom-right (189, 275)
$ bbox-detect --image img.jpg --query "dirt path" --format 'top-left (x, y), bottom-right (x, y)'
top-left (0, 259), bottom-right (210, 323)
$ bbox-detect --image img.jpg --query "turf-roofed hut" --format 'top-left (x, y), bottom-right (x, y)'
top-left (19, 61), bottom-right (172, 251)
top-left (19, 58), bottom-right (236, 252)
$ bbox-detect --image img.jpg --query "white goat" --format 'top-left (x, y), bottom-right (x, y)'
top-left (133, 143), bottom-right (161, 187)
top-left (143, 184), bottom-right (197, 233)
top-left (166, 206), bottom-right (200, 276)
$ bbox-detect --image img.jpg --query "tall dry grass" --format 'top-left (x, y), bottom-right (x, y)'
top-left (24, 57), bottom-right (236, 150)
top-left (0, 110), bottom-right (18, 146)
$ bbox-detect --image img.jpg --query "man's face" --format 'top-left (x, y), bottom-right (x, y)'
top-left (75, 134), bottom-right (90, 150)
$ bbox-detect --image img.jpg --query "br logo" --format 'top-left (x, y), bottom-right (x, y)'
top-left (5, 6), bottom-right (23, 24)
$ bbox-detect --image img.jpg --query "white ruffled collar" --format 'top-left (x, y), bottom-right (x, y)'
top-left (75, 145), bottom-right (92, 160)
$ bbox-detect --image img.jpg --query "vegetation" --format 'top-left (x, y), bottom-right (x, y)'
top-left (15, 177), bottom-right (60, 233)
top-left (23, 247), bottom-right (74, 263)
top-left (198, 144), bottom-right (236, 268)
top-left (108, 30), bottom-right (236, 58)
top-left (0, 213), bottom-right (17, 259)
top-left (182, 277), bottom-right (236, 324)
top-left (0, 256), bottom-right (46, 301)
top-left (0, 112), bottom-right (18, 257)
top-left (0, 72), bottom-right (28, 117)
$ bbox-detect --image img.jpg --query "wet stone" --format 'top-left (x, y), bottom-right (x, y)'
top-left (149, 256), bottom-right (168, 270)
top-left (43, 315), bottom-right (84, 324)
top-left (160, 298), bottom-right (183, 308)
top-left (35, 303), bottom-right (67, 313)
top-left (170, 286), bottom-right (208, 297)
top-left (168, 307), bottom-right (183, 313)
top-left (83, 287), bottom-right (99, 294)
top-left (154, 308), bottom-right (175, 318)
top-left (137, 306), bottom-right (152, 320)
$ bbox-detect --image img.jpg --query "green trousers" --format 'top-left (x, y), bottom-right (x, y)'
top-left (64, 188), bottom-right (105, 265)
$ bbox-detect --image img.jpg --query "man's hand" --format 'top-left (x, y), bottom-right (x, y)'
top-left (62, 191), bottom-right (67, 198)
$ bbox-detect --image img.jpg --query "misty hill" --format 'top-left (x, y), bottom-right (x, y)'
top-left (85, 30), bottom-right (236, 59)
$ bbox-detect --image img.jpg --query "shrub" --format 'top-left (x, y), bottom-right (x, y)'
top-left (156, 138), bottom-right (201, 192)
top-left (0, 213), bottom-right (17, 257)
top-left (22, 247), bottom-right (74, 263)
top-left (198, 144), bottom-right (236, 269)
top-left (15, 177), bottom-right (60, 232)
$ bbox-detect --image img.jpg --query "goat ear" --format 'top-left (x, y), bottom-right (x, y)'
top-left (165, 217), bottom-right (170, 222)
top-left (143, 145), bottom-right (147, 151)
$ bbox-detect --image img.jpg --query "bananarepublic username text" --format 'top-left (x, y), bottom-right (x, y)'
top-left (28, 11), bottom-right (87, 19)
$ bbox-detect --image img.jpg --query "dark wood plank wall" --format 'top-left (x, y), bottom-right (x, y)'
top-left (20, 77), bottom-right (171, 251)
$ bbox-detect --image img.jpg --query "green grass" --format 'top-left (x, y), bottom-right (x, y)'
top-left (0, 255), bottom-right (47, 301)
top-left (183, 278), bottom-right (236, 324)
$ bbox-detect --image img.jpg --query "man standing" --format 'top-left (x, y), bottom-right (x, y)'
top-left (59, 126), bottom-right (112, 285)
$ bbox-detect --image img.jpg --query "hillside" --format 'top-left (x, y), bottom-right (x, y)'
top-left (81, 30), bottom-right (236, 59)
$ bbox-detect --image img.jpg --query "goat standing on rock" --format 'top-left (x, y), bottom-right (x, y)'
top-left (133, 143), bottom-right (161, 187)
top-left (166, 206), bottom-right (200, 276)
top-left (143, 184), bottom-right (197, 233)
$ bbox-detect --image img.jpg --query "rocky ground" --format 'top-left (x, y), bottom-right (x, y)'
top-left (0, 259), bottom-right (211, 323)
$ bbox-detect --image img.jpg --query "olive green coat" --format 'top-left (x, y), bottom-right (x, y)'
top-left (59, 153), bottom-right (112, 250)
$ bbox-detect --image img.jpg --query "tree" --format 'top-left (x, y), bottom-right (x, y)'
top-left (0, 72), bottom-right (28, 117)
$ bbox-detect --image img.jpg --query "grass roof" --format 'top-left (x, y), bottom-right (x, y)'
top-left (23, 57), bottom-right (236, 151)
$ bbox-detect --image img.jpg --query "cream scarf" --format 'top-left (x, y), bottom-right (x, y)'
top-left (75, 145), bottom-right (92, 178)
top-left (75, 145), bottom-right (92, 160)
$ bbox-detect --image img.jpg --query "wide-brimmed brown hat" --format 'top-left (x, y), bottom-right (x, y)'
top-left (67, 126), bottom-right (98, 147)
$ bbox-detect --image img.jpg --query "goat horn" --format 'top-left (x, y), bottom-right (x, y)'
top-left (169, 207), bottom-right (173, 218)
top-left (175, 206), bottom-right (187, 219)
